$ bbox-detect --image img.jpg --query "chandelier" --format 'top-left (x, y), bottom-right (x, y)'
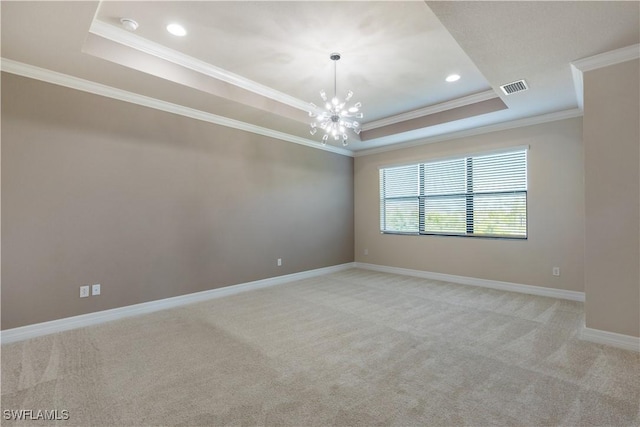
top-left (309, 53), bottom-right (363, 146)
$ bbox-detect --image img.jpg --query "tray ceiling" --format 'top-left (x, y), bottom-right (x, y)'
top-left (1, 1), bottom-right (638, 155)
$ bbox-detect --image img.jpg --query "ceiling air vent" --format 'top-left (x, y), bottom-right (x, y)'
top-left (500, 79), bottom-right (528, 95)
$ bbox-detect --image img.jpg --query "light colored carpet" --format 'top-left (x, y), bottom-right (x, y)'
top-left (2, 268), bottom-right (639, 426)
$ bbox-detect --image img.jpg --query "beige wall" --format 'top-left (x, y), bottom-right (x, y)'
top-left (1, 73), bottom-right (354, 329)
top-left (355, 118), bottom-right (585, 292)
top-left (583, 59), bottom-right (640, 337)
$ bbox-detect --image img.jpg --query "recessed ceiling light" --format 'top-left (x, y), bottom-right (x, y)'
top-left (166, 23), bottom-right (187, 37)
top-left (120, 18), bottom-right (139, 32)
top-left (446, 74), bottom-right (461, 82)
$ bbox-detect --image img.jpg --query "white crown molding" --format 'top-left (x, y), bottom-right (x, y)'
top-left (570, 63), bottom-right (585, 111)
top-left (570, 43), bottom-right (640, 112)
top-left (0, 263), bottom-right (355, 344)
top-left (579, 326), bottom-right (640, 353)
top-left (571, 43), bottom-right (640, 73)
top-left (362, 90), bottom-right (498, 131)
top-left (354, 262), bottom-right (585, 302)
top-left (0, 58), bottom-right (353, 157)
top-left (89, 20), bottom-right (312, 114)
top-left (354, 108), bottom-right (583, 157)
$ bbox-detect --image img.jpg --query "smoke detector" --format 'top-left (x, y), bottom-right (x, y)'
top-left (120, 18), bottom-right (139, 32)
top-left (500, 79), bottom-right (528, 95)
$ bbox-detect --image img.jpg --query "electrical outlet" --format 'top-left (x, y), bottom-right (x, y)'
top-left (364, 248), bottom-right (369, 256)
top-left (277, 258), bottom-right (282, 267)
top-left (92, 284), bottom-right (101, 296)
top-left (80, 285), bottom-right (90, 298)
top-left (552, 267), bottom-right (560, 276)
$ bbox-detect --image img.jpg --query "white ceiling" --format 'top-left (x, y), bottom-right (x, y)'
top-left (1, 1), bottom-right (639, 155)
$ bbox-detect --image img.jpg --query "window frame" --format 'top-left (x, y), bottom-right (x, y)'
top-left (379, 147), bottom-right (528, 240)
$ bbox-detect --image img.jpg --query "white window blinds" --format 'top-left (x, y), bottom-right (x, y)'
top-left (380, 148), bottom-right (527, 239)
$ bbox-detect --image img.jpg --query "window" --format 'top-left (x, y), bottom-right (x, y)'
top-left (380, 148), bottom-right (527, 239)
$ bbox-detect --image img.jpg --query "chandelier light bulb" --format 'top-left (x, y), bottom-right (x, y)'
top-left (308, 53), bottom-right (363, 147)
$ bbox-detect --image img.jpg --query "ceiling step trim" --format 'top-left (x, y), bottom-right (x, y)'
top-left (362, 90), bottom-right (498, 131)
top-left (354, 109), bottom-right (583, 157)
top-left (89, 20), bottom-right (313, 114)
top-left (1, 58), bottom-right (353, 157)
top-left (571, 43), bottom-right (640, 73)
top-left (570, 43), bottom-right (640, 111)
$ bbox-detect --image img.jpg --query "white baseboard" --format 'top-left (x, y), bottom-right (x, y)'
top-left (579, 327), bottom-right (640, 352)
top-left (355, 263), bottom-right (638, 352)
top-left (6, 262), bottom-right (635, 353)
top-left (354, 262), bottom-right (585, 302)
top-left (0, 263), bottom-right (355, 344)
